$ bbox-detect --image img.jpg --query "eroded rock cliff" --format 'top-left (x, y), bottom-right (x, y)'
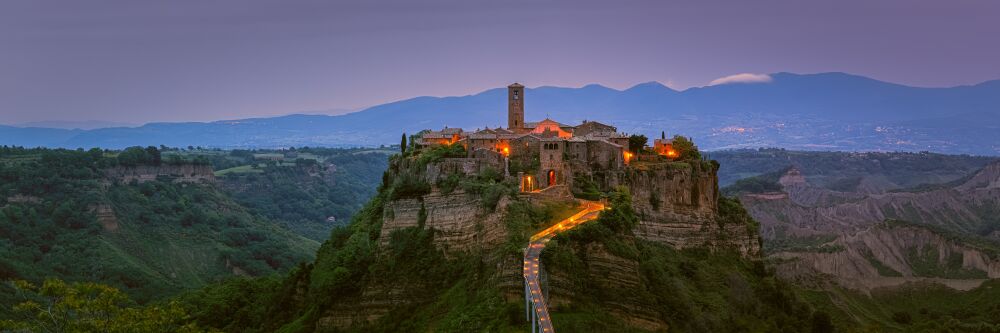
top-left (104, 164), bottom-right (215, 183)
top-left (312, 155), bottom-right (762, 330)
top-left (742, 161), bottom-right (1000, 291)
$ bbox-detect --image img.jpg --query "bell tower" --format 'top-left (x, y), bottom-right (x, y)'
top-left (508, 83), bottom-right (525, 132)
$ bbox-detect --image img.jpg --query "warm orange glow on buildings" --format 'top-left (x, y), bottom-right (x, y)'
top-left (495, 141), bottom-right (511, 157)
top-left (653, 138), bottom-right (679, 160)
top-left (623, 151), bottom-right (633, 164)
top-left (530, 119), bottom-right (573, 138)
top-left (521, 175), bottom-right (535, 192)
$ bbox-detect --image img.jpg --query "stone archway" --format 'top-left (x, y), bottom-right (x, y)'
top-left (547, 170), bottom-right (556, 187)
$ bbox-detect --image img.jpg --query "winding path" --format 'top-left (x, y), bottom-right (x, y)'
top-left (523, 200), bottom-right (604, 333)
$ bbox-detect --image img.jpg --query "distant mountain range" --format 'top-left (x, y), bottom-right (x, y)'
top-left (3, 72), bottom-right (999, 154)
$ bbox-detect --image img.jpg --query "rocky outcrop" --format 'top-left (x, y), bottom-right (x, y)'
top-left (5, 194), bottom-right (41, 204)
top-left (90, 203), bottom-right (119, 232)
top-left (104, 164), bottom-right (215, 183)
top-left (315, 155), bottom-right (762, 330)
top-left (775, 224), bottom-right (998, 291)
top-left (742, 161), bottom-right (1000, 291)
top-left (379, 190), bottom-right (511, 254)
top-left (605, 162), bottom-right (760, 256)
top-left (743, 162), bottom-right (1000, 238)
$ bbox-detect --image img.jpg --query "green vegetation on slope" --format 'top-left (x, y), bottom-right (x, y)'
top-left (721, 167), bottom-right (790, 196)
top-left (218, 150), bottom-right (389, 241)
top-left (178, 166), bottom-right (828, 332)
top-left (0, 146), bottom-right (318, 312)
top-left (1, 279), bottom-right (216, 333)
top-left (802, 280), bottom-right (1000, 332)
top-left (179, 186), bottom-right (531, 333)
top-left (542, 189), bottom-right (825, 332)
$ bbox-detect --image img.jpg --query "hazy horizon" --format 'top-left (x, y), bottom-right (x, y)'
top-left (6, 71), bottom-right (1000, 129)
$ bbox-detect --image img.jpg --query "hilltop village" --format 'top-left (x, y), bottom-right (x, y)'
top-left (414, 83), bottom-right (690, 194)
top-left (354, 83), bottom-right (760, 331)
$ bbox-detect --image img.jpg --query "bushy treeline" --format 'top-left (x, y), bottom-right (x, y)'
top-left (0, 145), bottom-right (210, 168)
top-left (1, 279), bottom-right (216, 333)
top-left (721, 167), bottom-right (789, 196)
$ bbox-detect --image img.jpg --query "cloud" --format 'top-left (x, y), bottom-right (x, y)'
top-left (708, 73), bottom-right (773, 86)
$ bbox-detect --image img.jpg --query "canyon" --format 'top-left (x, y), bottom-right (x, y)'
top-left (739, 161), bottom-right (1000, 291)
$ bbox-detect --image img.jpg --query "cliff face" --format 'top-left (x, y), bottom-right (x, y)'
top-left (604, 162), bottom-right (760, 256)
top-left (104, 164), bottom-right (215, 183)
top-left (379, 191), bottom-right (511, 254)
top-left (775, 224), bottom-right (998, 291)
top-left (312, 156), bottom-right (762, 330)
top-left (546, 242), bottom-right (669, 331)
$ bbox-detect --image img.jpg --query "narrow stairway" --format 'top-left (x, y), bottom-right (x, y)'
top-left (523, 200), bottom-right (604, 333)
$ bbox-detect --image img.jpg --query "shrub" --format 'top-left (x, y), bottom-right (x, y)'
top-left (416, 143), bottom-right (466, 165)
top-left (671, 135), bottom-right (701, 161)
top-left (717, 196), bottom-right (759, 233)
top-left (389, 173), bottom-right (431, 200)
top-left (597, 187), bottom-right (639, 233)
top-left (437, 173), bottom-right (462, 194)
top-left (572, 174), bottom-right (603, 201)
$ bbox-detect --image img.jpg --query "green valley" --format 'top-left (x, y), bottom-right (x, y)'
top-left (0, 145), bottom-right (391, 314)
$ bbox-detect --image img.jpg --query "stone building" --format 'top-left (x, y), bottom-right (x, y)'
top-left (416, 127), bottom-right (466, 147)
top-left (415, 83), bottom-right (654, 193)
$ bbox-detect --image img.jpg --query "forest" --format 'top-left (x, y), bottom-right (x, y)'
top-left (0, 145), bottom-right (391, 322)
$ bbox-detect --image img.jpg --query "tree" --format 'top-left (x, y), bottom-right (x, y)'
top-left (661, 131), bottom-right (665, 140)
top-left (145, 146), bottom-right (162, 165)
top-left (117, 146), bottom-right (149, 166)
top-left (671, 135), bottom-right (701, 160)
top-left (1, 279), bottom-right (214, 333)
top-left (628, 134), bottom-right (648, 153)
top-left (597, 187), bottom-right (639, 233)
top-left (401, 133), bottom-right (407, 154)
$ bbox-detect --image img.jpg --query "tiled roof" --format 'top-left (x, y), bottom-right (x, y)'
top-left (578, 120), bottom-right (614, 128)
top-left (468, 133), bottom-right (497, 139)
top-left (513, 134), bottom-right (541, 141)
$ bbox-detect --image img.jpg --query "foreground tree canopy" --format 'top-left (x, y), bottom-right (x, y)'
top-left (1, 279), bottom-right (216, 333)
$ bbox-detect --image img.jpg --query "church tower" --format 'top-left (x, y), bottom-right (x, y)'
top-left (508, 83), bottom-right (525, 132)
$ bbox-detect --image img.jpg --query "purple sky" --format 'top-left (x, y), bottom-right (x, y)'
top-left (2, 0), bottom-right (998, 125)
